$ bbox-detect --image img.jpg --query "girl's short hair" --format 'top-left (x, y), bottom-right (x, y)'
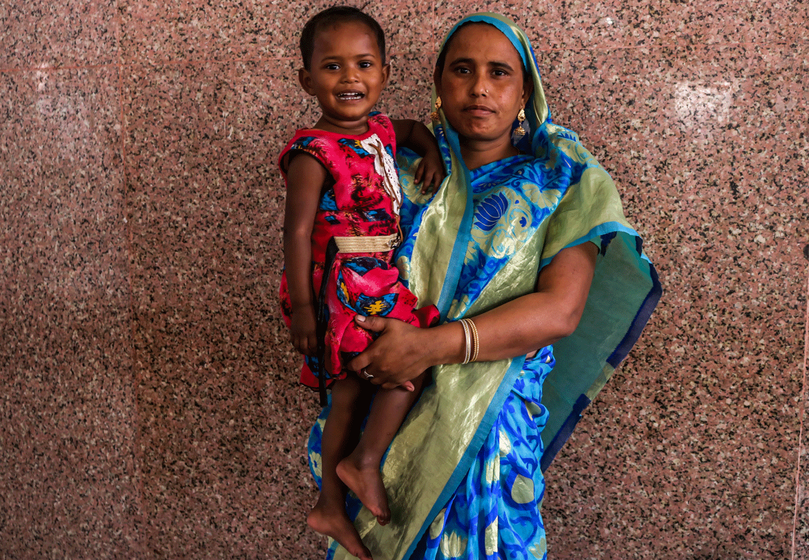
top-left (300, 6), bottom-right (386, 70)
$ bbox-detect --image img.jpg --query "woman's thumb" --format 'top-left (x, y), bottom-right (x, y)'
top-left (355, 314), bottom-right (384, 332)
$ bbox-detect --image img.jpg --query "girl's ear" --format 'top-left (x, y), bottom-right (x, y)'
top-left (381, 63), bottom-right (391, 87)
top-left (298, 68), bottom-right (315, 95)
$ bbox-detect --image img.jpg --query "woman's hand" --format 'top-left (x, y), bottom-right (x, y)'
top-left (348, 315), bottom-right (447, 391)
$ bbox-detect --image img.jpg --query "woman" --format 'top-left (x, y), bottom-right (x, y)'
top-left (307, 13), bottom-right (660, 560)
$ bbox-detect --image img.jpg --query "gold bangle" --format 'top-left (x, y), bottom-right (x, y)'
top-left (467, 318), bottom-right (480, 363)
top-left (459, 319), bottom-right (471, 364)
top-left (460, 318), bottom-right (480, 364)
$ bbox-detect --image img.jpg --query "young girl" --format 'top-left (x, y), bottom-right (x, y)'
top-left (278, 7), bottom-right (444, 559)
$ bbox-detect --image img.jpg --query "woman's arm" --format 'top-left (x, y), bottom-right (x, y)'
top-left (348, 241), bottom-right (598, 389)
top-left (283, 152), bottom-right (328, 356)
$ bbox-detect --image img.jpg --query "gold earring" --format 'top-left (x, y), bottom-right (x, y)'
top-left (514, 108), bottom-right (526, 138)
top-left (431, 96), bottom-right (442, 124)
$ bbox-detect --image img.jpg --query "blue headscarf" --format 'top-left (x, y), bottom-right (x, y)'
top-left (431, 13), bottom-right (556, 166)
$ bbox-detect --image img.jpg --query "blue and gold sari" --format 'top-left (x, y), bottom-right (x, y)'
top-left (308, 13), bottom-right (661, 560)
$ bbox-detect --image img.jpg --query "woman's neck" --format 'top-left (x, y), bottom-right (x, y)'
top-left (459, 137), bottom-right (519, 170)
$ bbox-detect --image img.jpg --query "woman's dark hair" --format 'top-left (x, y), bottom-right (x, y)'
top-left (300, 6), bottom-right (386, 70)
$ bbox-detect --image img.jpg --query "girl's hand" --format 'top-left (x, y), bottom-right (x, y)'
top-left (414, 149), bottom-right (446, 194)
top-left (348, 315), bottom-right (437, 391)
top-left (290, 304), bottom-right (318, 356)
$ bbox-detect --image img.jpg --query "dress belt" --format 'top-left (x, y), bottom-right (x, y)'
top-left (333, 233), bottom-right (400, 253)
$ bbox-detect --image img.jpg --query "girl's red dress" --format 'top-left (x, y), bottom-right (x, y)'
top-left (279, 113), bottom-right (439, 389)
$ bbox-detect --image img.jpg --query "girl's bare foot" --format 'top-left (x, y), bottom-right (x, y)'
top-left (336, 456), bottom-right (391, 525)
top-left (307, 498), bottom-right (373, 560)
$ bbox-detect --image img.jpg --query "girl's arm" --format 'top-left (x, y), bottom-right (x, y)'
top-left (392, 119), bottom-right (445, 193)
top-left (348, 241), bottom-right (598, 389)
top-left (283, 152), bottom-right (328, 356)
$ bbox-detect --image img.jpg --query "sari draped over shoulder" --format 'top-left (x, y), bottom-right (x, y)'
top-left (307, 13), bottom-right (661, 560)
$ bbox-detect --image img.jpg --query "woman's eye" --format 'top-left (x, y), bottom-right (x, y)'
top-left (454, 67), bottom-right (470, 75)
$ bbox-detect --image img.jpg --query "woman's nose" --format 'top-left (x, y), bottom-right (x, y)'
top-left (470, 73), bottom-right (488, 96)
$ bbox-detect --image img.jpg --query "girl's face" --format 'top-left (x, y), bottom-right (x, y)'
top-left (299, 21), bottom-right (390, 135)
top-left (435, 23), bottom-right (531, 150)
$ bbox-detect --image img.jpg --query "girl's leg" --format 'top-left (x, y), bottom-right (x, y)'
top-left (337, 370), bottom-right (429, 525)
top-left (308, 376), bottom-right (374, 560)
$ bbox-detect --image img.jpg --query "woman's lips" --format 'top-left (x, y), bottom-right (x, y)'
top-left (464, 104), bottom-right (494, 116)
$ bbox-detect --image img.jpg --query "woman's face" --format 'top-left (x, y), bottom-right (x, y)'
top-left (435, 23), bottom-right (531, 148)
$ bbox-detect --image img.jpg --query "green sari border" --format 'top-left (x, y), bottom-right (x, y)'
top-left (434, 125), bottom-right (475, 321)
top-left (538, 221), bottom-right (645, 270)
top-left (402, 356), bottom-right (527, 560)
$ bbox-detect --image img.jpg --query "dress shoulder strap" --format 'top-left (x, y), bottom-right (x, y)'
top-left (277, 129), bottom-right (335, 178)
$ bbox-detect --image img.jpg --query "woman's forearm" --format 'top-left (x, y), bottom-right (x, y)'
top-left (464, 291), bottom-right (583, 362)
top-left (431, 242), bottom-right (598, 366)
top-left (418, 290), bottom-right (584, 370)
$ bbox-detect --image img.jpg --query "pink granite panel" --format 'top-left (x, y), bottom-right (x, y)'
top-left (0, 0), bottom-right (119, 70)
top-left (368, 0), bottom-right (434, 57)
top-left (649, 0), bottom-right (804, 46)
top-left (538, 43), bottom-right (807, 557)
top-left (1, 0), bottom-right (806, 557)
top-left (583, 0), bottom-right (804, 47)
top-left (124, 57), bottom-right (327, 558)
top-left (377, 54), bottom-right (435, 124)
top-left (370, 2), bottom-right (436, 123)
top-left (435, 0), bottom-right (804, 50)
top-left (0, 67), bottom-right (143, 558)
top-left (433, 1), bottom-right (561, 52)
top-left (119, 0), bottom-right (432, 65)
top-left (732, 0), bottom-right (805, 45)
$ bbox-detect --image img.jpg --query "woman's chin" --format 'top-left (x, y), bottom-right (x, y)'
top-left (456, 126), bottom-right (511, 145)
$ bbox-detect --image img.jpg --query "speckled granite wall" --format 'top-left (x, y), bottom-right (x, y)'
top-left (0, 1), bottom-right (806, 558)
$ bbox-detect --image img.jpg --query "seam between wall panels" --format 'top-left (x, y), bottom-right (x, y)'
top-left (793, 266), bottom-right (809, 559)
